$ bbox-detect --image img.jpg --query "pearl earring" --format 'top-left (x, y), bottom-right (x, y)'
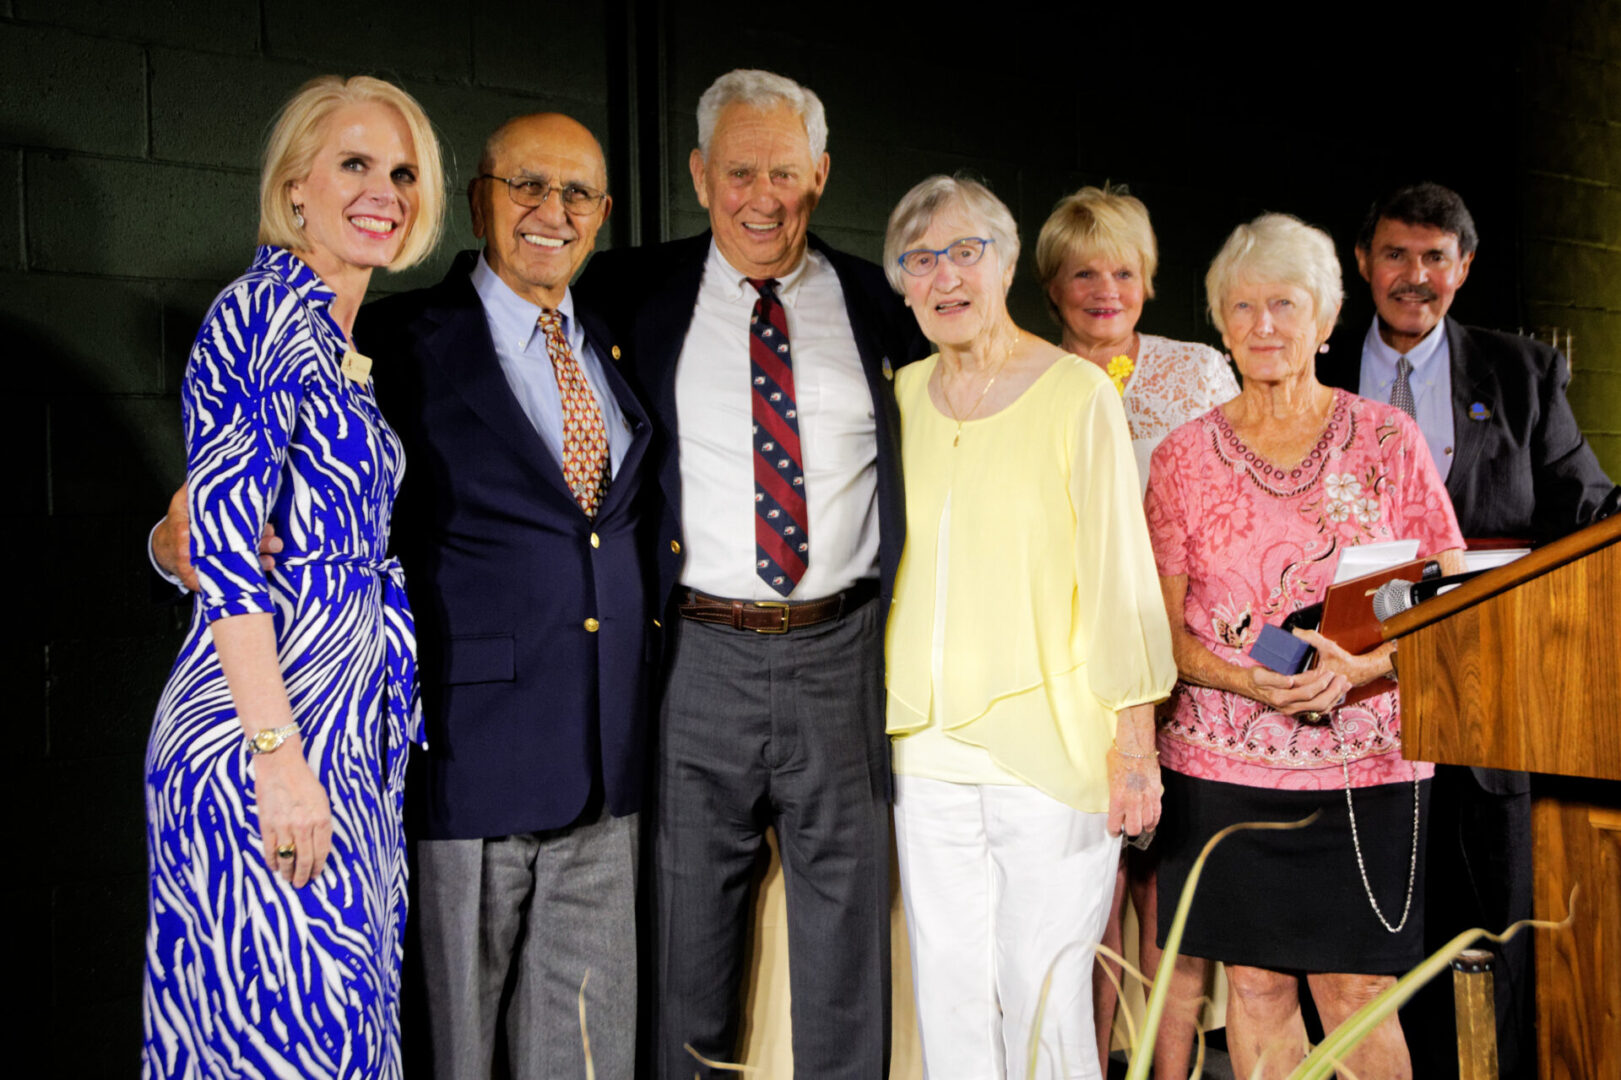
top-left (1318, 343), bottom-right (1329, 354)
top-left (293, 205), bottom-right (305, 229)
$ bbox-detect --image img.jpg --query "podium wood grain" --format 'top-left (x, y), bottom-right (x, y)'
top-left (1381, 515), bottom-right (1621, 1080)
top-left (1532, 787), bottom-right (1621, 1080)
top-left (1390, 515), bottom-right (1621, 779)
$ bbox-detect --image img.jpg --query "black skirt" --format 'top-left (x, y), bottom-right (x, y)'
top-left (1155, 769), bottom-right (1431, 975)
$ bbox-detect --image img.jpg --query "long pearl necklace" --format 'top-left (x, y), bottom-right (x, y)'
top-left (940, 336), bottom-right (1016, 447)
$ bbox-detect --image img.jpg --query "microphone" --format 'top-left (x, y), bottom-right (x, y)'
top-left (1371, 571), bottom-right (1489, 621)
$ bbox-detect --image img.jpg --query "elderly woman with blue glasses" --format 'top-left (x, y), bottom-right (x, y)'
top-left (882, 174), bottom-right (1176, 1080)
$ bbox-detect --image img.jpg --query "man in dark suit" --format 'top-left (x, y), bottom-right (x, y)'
top-left (577, 69), bottom-right (925, 1080)
top-left (1320, 181), bottom-right (1619, 1079)
top-left (155, 113), bottom-right (652, 1080)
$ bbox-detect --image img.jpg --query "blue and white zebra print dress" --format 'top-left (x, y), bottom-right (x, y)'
top-left (143, 246), bottom-right (422, 1079)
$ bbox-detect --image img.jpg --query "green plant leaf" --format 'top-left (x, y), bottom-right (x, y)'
top-left (1125, 812), bottom-right (1321, 1080)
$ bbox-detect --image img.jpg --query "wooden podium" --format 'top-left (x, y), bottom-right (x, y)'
top-left (1381, 513), bottom-right (1621, 1079)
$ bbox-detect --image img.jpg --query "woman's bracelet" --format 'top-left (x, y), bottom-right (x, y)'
top-left (1111, 742), bottom-right (1159, 760)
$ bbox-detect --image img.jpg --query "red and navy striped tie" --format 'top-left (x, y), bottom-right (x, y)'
top-left (748, 277), bottom-right (808, 596)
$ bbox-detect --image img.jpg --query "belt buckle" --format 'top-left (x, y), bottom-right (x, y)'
top-left (753, 600), bottom-right (791, 634)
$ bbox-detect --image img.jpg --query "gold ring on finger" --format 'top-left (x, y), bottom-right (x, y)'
top-left (276, 843), bottom-right (297, 860)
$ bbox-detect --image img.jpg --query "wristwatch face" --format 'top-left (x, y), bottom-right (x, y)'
top-left (252, 728), bottom-right (281, 753)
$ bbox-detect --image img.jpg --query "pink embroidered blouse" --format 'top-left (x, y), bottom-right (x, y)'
top-left (1144, 390), bottom-right (1464, 790)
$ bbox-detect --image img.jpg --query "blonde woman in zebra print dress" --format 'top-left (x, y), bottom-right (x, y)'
top-left (143, 76), bottom-right (444, 1079)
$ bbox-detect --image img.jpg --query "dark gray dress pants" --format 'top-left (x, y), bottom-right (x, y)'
top-left (653, 598), bottom-right (891, 1079)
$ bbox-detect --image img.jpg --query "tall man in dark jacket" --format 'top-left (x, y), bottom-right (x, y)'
top-left (1320, 181), bottom-right (1619, 1079)
top-left (578, 69), bottom-right (926, 1079)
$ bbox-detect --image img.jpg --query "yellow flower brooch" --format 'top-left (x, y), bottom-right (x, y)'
top-left (1106, 354), bottom-right (1134, 394)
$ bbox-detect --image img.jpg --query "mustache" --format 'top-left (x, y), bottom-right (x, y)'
top-left (1388, 284), bottom-right (1438, 302)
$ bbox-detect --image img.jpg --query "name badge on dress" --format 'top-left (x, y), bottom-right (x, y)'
top-left (341, 349), bottom-right (373, 384)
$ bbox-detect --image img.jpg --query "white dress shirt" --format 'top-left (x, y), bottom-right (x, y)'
top-left (1358, 318), bottom-right (1456, 481)
top-left (675, 241), bottom-right (879, 601)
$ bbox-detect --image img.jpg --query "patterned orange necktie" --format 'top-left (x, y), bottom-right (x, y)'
top-left (538, 309), bottom-right (610, 517)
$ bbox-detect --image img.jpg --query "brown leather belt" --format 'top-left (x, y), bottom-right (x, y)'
top-left (677, 580), bottom-right (878, 634)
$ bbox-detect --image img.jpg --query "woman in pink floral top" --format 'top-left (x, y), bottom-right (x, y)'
top-left (1144, 214), bottom-right (1464, 1080)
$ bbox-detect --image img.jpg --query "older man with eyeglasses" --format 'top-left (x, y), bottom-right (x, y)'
top-left (152, 111), bottom-right (652, 1080)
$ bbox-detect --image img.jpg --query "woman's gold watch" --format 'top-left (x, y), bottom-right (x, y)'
top-left (247, 722), bottom-right (300, 755)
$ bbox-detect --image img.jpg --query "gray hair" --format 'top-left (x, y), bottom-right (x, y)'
top-left (883, 174), bottom-right (1021, 295)
top-left (696, 69), bottom-right (828, 159)
top-left (1205, 213), bottom-right (1343, 337)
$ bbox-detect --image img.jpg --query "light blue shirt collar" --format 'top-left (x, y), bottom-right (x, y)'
top-left (1360, 318), bottom-right (1447, 377)
top-left (470, 251), bottom-right (582, 354)
top-left (1358, 318), bottom-right (1456, 481)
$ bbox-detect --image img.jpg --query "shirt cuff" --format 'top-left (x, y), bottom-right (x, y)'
top-left (147, 519), bottom-right (189, 594)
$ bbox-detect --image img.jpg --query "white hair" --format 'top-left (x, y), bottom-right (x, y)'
top-left (1206, 213), bottom-right (1343, 338)
top-left (883, 174), bottom-right (1021, 295)
top-left (696, 69), bottom-right (828, 159)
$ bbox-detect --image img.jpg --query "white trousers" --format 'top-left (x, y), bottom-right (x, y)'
top-left (894, 776), bottom-right (1120, 1080)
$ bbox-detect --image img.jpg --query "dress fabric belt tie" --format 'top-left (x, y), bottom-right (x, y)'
top-left (280, 551), bottom-right (424, 749)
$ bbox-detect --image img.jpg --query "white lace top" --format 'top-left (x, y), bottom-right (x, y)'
top-left (1117, 334), bottom-right (1241, 494)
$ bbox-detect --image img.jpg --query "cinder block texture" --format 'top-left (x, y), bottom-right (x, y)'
top-left (1524, 114), bottom-right (1621, 187)
top-left (471, 0), bottom-right (608, 98)
top-left (0, 272), bottom-right (163, 395)
top-left (16, 0), bottom-right (261, 53)
top-left (48, 396), bottom-right (183, 517)
top-left (151, 49), bottom-right (323, 170)
top-left (0, 22), bottom-right (146, 156)
top-left (26, 154), bottom-right (258, 281)
top-left (1524, 172), bottom-right (1621, 246)
top-left (1590, 433), bottom-right (1620, 478)
top-left (1523, 240), bottom-right (1621, 312)
top-left (5, 393), bottom-right (48, 516)
top-left (1525, 304), bottom-right (1621, 375)
top-left (1, 150), bottom-right (19, 271)
top-left (48, 516), bottom-right (190, 642)
top-left (264, 0), bottom-right (471, 81)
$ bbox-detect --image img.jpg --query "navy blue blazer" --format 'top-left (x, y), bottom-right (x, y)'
top-left (575, 232), bottom-right (927, 618)
top-left (360, 252), bottom-right (655, 840)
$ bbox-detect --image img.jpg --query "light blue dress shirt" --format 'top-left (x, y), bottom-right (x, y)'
top-left (1357, 319), bottom-right (1455, 481)
top-left (471, 253), bottom-right (631, 475)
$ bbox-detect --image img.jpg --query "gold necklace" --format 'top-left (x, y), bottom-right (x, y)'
top-left (940, 336), bottom-right (1016, 447)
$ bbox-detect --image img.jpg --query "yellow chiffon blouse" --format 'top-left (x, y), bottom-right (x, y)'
top-left (885, 354), bottom-right (1177, 813)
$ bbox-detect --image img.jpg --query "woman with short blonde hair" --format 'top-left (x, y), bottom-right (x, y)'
top-left (1035, 186), bottom-right (1238, 495)
top-left (143, 74), bottom-right (443, 1078)
top-left (258, 74), bottom-right (445, 268)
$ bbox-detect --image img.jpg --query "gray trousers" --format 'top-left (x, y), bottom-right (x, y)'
top-left (653, 598), bottom-right (892, 1080)
top-left (414, 809), bottom-right (639, 1080)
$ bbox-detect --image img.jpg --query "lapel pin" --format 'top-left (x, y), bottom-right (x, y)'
top-left (1468, 401), bottom-right (1491, 422)
top-left (341, 349), bottom-right (373, 384)
top-left (881, 357), bottom-right (893, 380)
top-left (611, 345), bottom-right (622, 360)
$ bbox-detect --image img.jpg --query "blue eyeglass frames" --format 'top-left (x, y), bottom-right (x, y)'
top-left (896, 237), bottom-right (994, 277)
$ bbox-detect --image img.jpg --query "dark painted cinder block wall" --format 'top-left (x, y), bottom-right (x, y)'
top-left (6, 1), bottom-right (1613, 1074)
